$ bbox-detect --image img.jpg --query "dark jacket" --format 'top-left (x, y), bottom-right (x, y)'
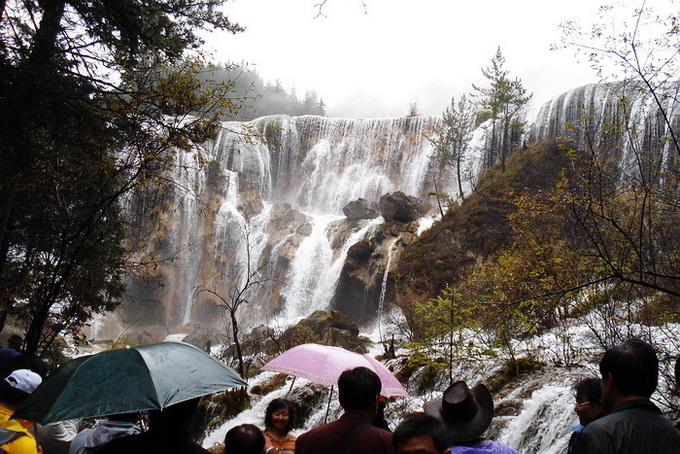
top-left (296, 411), bottom-right (394, 454)
top-left (96, 425), bottom-right (209, 454)
top-left (572, 399), bottom-right (680, 454)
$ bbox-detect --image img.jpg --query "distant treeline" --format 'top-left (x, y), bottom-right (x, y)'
top-left (201, 62), bottom-right (326, 121)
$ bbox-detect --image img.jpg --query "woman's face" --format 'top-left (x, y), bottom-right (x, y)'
top-left (574, 392), bottom-right (603, 426)
top-left (271, 407), bottom-right (290, 431)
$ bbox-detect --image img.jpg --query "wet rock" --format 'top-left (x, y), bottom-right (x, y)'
top-left (237, 172), bottom-right (264, 217)
top-left (379, 191), bottom-right (431, 223)
top-left (279, 309), bottom-right (371, 353)
top-left (343, 198), bottom-right (379, 220)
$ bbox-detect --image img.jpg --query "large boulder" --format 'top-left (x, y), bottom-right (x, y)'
top-left (379, 191), bottom-right (431, 223)
top-left (343, 198), bottom-right (379, 221)
top-left (279, 310), bottom-right (371, 353)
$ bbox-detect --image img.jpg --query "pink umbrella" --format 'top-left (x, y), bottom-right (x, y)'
top-left (261, 343), bottom-right (408, 398)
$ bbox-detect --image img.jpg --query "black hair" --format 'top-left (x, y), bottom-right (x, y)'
top-left (264, 398), bottom-right (295, 433)
top-left (150, 397), bottom-right (200, 428)
top-left (338, 367), bottom-right (382, 412)
top-left (9, 354), bottom-right (48, 379)
top-left (0, 381), bottom-right (30, 408)
top-left (572, 378), bottom-right (602, 403)
top-left (393, 412), bottom-right (449, 453)
top-left (224, 423), bottom-right (265, 454)
top-left (599, 338), bottom-right (658, 397)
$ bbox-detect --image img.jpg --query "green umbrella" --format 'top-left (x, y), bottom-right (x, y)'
top-left (13, 341), bottom-right (246, 424)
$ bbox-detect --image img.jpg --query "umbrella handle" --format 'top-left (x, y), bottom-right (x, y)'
top-left (324, 385), bottom-right (334, 424)
top-left (286, 376), bottom-right (297, 396)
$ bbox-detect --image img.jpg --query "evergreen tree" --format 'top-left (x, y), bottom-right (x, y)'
top-left (430, 95), bottom-right (476, 202)
top-left (472, 47), bottom-right (531, 171)
top-left (0, 0), bottom-right (243, 355)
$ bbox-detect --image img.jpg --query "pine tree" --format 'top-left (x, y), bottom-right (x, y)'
top-left (430, 95), bottom-right (476, 202)
top-left (472, 47), bottom-right (531, 171)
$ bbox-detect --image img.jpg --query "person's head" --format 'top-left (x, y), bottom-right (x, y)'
top-left (7, 335), bottom-right (22, 352)
top-left (572, 378), bottom-right (604, 426)
top-left (393, 413), bottom-right (449, 454)
top-left (8, 354), bottom-right (48, 378)
top-left (224, 423), bottom-right (265, 454)
top-left (423, 380), bottom-right (493, 444)
top-left (149, 397), bottom-right (200, 429)
top-left (264, 398), bottom-right (295, 435)
top-left (599, 338), bottom-right (658, 404)
top-left (0, 369), bottom-right (42, 410)
top-left (338, 367), bottom-right (382, 413)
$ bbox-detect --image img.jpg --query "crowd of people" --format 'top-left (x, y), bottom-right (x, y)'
top-left (211, 337), bottom-right (680, 454)
top-left (0, 337), bottom-right (678, 453)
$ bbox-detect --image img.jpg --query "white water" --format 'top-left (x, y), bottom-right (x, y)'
top-left (116, 80), bottom-right (680, 370)
top-left (377, 238), bottom-right (398, 342)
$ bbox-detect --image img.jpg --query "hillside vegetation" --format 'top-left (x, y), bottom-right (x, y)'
top-left (395, 137), bottom-right (680, 367)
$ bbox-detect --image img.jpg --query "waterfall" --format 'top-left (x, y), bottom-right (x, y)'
top-left (280, 214), bottom-right (338, 322)
top-left (107, 81), bottom-right (680, 343)
top-left (377, 238), bottom-right (398, 341)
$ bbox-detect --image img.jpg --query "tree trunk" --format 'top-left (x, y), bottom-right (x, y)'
top-left (28, 0), bottom-right (66, 66)
top-left (229, 309), bottom-right (244, 378)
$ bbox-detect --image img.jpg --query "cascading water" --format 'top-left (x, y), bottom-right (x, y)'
top-left (377, 238), bottom-right (398, 341)
top-left (93, 81), bottom-right (680, 454)
top-left (106, 81), bottom-right (680, 342)
top-left (103, 114), bottom-right (444, 340)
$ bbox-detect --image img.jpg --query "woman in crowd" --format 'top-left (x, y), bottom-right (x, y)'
top-left (263, 398), bottom-right (297, 454)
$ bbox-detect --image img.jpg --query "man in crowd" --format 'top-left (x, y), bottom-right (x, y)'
top-left (0, 369), bottom-right (43, 454)
top-left (223, 424), bottom-right (265, 454)
top-left (98, 398), bottom-right (209, 453)
top-left (296, 367), bottom-right (394, 454)
top-left (392, 413), bottom-right (449, 454)
top-left (573, 338), bottom-right (680, 453)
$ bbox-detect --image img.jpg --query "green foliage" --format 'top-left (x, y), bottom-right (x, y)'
top-left (485, 357), bottom-right (544, 394)
top-left (250, 373), bottom-right (289, 396)
top-left (0, 1), bottom-right (243, 355)
top-left (396, 139), bottom-right (590, 365)
top-left (430, 95), bottom-right (476, 202)
top-left (472, 47), bottom-right (531, 171)
top-left (198, 63), bottom-right (327, 120)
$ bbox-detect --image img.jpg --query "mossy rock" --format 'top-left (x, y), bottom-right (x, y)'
top-left (250, 373), bottom-right (289, 396)
top-left (279, 309), bottom-right (371, 353)
top-left (486, 357), bottom-right (544, 394)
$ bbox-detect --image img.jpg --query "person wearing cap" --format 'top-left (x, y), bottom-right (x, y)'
top-left (0, 335), bottom-right (22, 380)
top-left (423, 380), bottom-right (519, 454)
top-left (7, 336), bottom-right (22, 353)
top-left (0, 369), bottom-right (43, 454)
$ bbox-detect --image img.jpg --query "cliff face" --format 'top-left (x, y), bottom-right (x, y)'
top-left (94, 82), bottom-right (680, 342)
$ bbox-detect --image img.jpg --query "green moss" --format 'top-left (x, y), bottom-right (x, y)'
top-left (485, 357), bottom-right (544, 394)
top-left (250, 373), bottom-right (289, 396)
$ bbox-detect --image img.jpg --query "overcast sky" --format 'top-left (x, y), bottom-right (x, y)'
top-left (204, 0), bottom-right (603, 118)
